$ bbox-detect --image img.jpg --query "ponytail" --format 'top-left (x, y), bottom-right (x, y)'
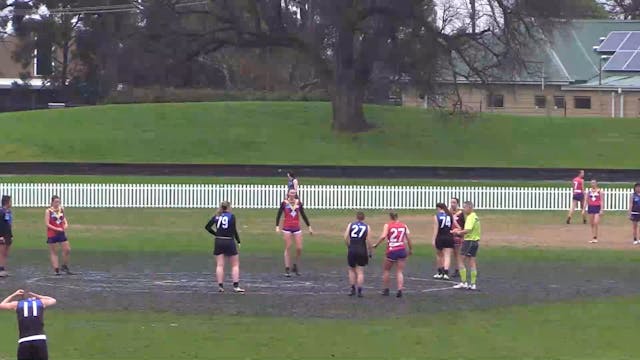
top-left (216, 201), bottom-right (231, 216)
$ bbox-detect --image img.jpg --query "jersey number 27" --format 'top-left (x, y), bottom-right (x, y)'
top-left (350, 225), bottom-right (366, 238)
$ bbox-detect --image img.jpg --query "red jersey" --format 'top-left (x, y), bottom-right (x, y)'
top-left (572, 177), bottom-right (584, 194)
top-left (587, 189), bottom-right (602, 206)
top-left (47, 207), bottom-right (65, 238)
top-left (281, 200), bottom-right (304, 230)
top-left (385, 221), bottom-right (409, 253)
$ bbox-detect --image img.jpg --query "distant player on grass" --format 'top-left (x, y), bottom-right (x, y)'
top-left (0, 289), bottom-right (56, 360)
top-left (205, 201), bottom-right (244, 293)
top-left (432, 203), bottom-right (459, 281)
top-left (0, 195), bottom-right (13, 278)
top-left (45, 196), bottom-right (73, 275)
top-left (286, 171), bottom-right (300, 197)
top-left (586, 180), bottom-right (604, 244)
top-left (344, 212), bottom-right (372, 298)
top-left (276, 189), bottom-right (313, 277)
top-left (373, 212), bottom-right (413, 298)
top-left (450, 197), bottom-right (464, 278)
top-left (452, 201), bottom-right (481, 290)
top-left (629, 183), bottom-right (640, 245)
top-left (567, 170), bottom-right (587, 225)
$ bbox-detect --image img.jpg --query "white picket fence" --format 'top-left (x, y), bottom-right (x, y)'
top-left (0, 183), bottom-right (633, 210)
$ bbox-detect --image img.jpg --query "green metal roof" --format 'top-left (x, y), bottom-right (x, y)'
top-left (548, 20), bottom-right (640, 82)
top-left (446, 20), bottom-right (640, 85)
top-left (563, 75), bottom-right (640, 90)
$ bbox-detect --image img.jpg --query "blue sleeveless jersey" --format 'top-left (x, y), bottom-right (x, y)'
top-left (632, 194), bottom-right (640, 214)
top-left (348, 221), bottom-right (368, 251)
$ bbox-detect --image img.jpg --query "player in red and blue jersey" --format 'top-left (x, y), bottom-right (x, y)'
top-left (567, 170), bottom-right (587, 224)
top-left (45, 196), bottom-right (73, 276)
top-left (276, 189), bottom-right (313, 277)
top-left (586, 180), bottom-right (604, 243)
top-left (343, 212), bottom-right (372, 298)
top-left (629, 183), bottom-right (640, 245)
top-left (373, 212), bottom-right (413, 298)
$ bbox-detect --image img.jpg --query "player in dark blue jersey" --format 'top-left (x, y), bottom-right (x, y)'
top-left (343, 212), bottom-right (372, 297)
top-left (0, 289), bottom-right (56, 360)
top-left (0, 195), bottom-right (13, 278)
top-left (286, 171), bottom-right (300, 199)
top-left (205, 201), bottom-right (244, 293)
top-left (432, 203), bottom-right (458, 280)
top-left (629, 183), bottom-right (640, 245)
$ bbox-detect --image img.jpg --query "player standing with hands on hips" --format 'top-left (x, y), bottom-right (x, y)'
top-left (0, 289), bottom-right (57, 360)
top-left (205, 201), bottom-right (244, 293)
top-left (0, 195), bottom-right (13, 278)
top-left (45, 196), bottom-right (73, 275)
top-left (452, 201), bottom-right (481, 290)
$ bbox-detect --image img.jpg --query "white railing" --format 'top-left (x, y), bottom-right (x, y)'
top-left (0, 183), bottom-right (632, 210)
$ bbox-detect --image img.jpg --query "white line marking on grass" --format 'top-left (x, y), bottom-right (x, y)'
top-left (421, 286), bottom-right (457, 293)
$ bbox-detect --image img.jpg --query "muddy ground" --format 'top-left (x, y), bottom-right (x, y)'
top-left (1, 250), bottom-right (638, 319)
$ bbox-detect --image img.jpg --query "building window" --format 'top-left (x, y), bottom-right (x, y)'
top-left (534, 95), bottom-right (546, 108)
top-left (554, 96), bottom-right (565, 109)
top-left (487, 94), bottom-right (504, 108)
top-left (574, 96), bottom-right (591, 109)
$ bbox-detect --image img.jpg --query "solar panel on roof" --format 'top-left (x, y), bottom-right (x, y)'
top-left (598, 31), bottom-right (630, 52)
top-left (622, 51), bottom-right (640, 71)
top-left (618, 32), bottom-right (640, 51)
top-left (603, 50), bottom-right (635, 71)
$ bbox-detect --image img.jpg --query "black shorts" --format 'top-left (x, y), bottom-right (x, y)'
top-left (0, 236), bottom-right (12, 246)
top-left (630, 213), bottom-right (640, 222)
top-left (213, 238), bottom-right (238, 256)
top-left (18, 340), bottom-right (48, 360)
top-left (435, 235), bottom-right (455, 250)
top-left (461, 240), bottom-right (479, 257)
top-left (347, 250), bottom-right (368, 268)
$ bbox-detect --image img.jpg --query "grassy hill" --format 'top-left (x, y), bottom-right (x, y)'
top-left (0, 101), bottom-right (637, 168)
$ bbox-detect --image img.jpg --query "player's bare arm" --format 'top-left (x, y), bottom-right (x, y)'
top-left (373, 224), bottom-right (389, 248)
top-left (0, 289), bottom-right (24, 310)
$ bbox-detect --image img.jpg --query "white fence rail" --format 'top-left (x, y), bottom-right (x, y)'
top-left (0, 183), bottom-right (632, 210)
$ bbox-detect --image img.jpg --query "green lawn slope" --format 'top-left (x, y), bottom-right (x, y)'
top-left (0, 102), bottom-right (636, 168)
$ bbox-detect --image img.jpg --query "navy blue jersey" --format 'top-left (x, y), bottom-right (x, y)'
top-left (632, 193), bottom-right (640, 214)
top-left (0, 207), bottom-right (12, 239)
top-left (16, 300), bottom-right (45, 339)
top-left (348, 221), bottom-right (368, 252)
top-left (436, 212), bottom-right (453, 237)
top-left (205, 212), bottom-right (240, 243)
top-left (287, 179), bottom-right (295, 190)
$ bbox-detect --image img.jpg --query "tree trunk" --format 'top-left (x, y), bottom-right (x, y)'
top-left (331, 78), bottom-right (370, 132)
top-left (331, 9), bottom-right (371, 133)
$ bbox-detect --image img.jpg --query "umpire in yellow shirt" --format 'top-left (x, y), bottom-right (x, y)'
top-left (452, 201), bottom-right (481, 290)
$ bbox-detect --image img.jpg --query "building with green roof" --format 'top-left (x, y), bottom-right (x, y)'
top-left (403, 19), bottom-right (640, 118)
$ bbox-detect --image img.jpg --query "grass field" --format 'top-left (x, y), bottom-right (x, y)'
top-left (0, 102), bottom-right (638, 168)
top-left (0, 208), bottom-right (639, 359)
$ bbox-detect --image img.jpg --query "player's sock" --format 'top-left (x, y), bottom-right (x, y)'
top-left (566, 217), bottom-right (571, 224)
top-left (218, 283), bottom-right (224, 289)
top-left (443, 269), bottom-right (449, 276)
top-left (54, 268), bottom-right (59, 274)
top-left (357, 287), bottom-right (362, 294)
top-left (470, 270), bottom-right (478, 285)
top-left (351, 285), bottom-right (356, 291)
top-left (0, 266), bottom-right (4, 271)
top-left (459, 268), bottom-right (467, 283)
top-left (233, 282), bottom-right (239, 288)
